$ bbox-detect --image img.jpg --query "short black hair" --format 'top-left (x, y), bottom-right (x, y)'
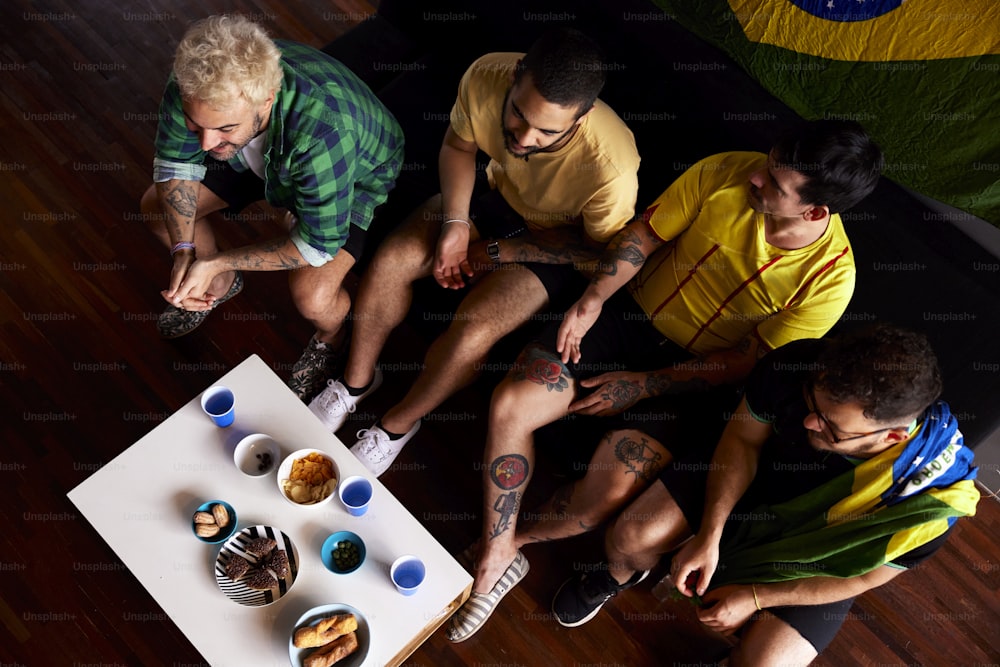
top-left (514, 28), bottom-right (606, 119)
top-left (772, 119), bottom-right (884, 213)
top-left (813, 324), bottom-right (942, 424)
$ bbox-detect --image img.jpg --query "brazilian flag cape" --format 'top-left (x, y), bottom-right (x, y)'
top-left (713, 401), bottom-right (979, 585)
top-left (650, 0), bottom-right (1000, 225)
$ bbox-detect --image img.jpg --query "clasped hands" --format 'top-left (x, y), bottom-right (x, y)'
top-left (161, 252), bottom-right (220, 311)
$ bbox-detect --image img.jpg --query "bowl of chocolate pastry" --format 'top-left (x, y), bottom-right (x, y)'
top-left (215, 525), bottom-right (299, 607)
top-left (289, 603), bottom-right (370, 667)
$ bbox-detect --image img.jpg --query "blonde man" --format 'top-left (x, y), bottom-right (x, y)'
top-left (142, 15), bottom-right (403, 400)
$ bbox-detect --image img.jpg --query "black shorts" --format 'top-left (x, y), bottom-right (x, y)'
top-left (658, 458), bottom-right (854, 653)
top-left (469, 185), bottom-right (588, 307)
top-left (200, 160), bottom-right (367, 261)
top-left (532, 288), bottom-right (739, 462)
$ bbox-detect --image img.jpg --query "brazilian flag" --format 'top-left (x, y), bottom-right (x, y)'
top-left (651, 0), bottom-right (1000, 225)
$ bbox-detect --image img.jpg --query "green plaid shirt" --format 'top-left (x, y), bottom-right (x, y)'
top-left (153, 41), bottom-right (403, 263)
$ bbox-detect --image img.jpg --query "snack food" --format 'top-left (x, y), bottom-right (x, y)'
top-left (282, 452), bottom-right (337, 504)
top-left (192, 503), bottom-right (232, 540)
top-left (195, 523), bottom-right (220, 538)
top-left (293, 613), bottom-right (359, 648)
top-left (212, 503), bottom-right (230, 527)
top-left (266, 549), bottom-right (290, 578)
top-left (331, 540), bottom-right (361, 571)
top-left (303, 631), bottom-right (358, 667)
top-left (246, 568), bottom-right (278, 590)
top-left (223, 537), bottom-right (286, 591)
top-left (225, 555), bottom-right (251, 580)
top-left (245, 537), bottom-right (277, 557)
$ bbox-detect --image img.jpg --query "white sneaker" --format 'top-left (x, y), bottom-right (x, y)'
top-left (307, 367), bottom-right (383, 432)
top-left (349, 421), bottom-right (420, 477)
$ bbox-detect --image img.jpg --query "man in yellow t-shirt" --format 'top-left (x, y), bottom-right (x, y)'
top-left (307, 29), bottom-right (640, 476)
top-left (447, 120), bottom-right (883, 642)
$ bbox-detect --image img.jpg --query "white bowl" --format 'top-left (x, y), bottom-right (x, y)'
top-left (276, 448), bottom-right (339, 507)
top-left (289, 603), bottom-right (370, 667)
top-left (234, 433), bottom-right (280, 478)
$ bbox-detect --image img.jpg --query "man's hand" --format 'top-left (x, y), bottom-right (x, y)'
top-left (556, 294), bottom-right (604, 364)
top-left (433, 222), bottom-right (473, 289)
top-left (672, 533), bottom-right (721, 598)
top-left (569, 371), bottom-right (645, 416)
top-left (697, 585), bottom-right (757, 635)
top-left (161, 257), bottom-right (218, 311)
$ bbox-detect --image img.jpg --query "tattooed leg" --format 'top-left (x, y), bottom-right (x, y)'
top-left (511, 343), bottom-right (573, 392)
top-left (517, 430), bottom-right (671, 547)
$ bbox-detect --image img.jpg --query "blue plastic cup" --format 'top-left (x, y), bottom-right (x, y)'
top-left (200, 386), bottom-right (235, 427)
top-left (390, 555), bottom-right (425, 595)
top-left (338, 476), bottom-right (373, 516)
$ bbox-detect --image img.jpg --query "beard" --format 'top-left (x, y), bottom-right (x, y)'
top-left (207, 112), bottom-right (265, 161)
top-left (501, 126), bottom-right (543, 161)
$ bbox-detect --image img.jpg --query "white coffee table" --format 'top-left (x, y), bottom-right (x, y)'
top-left (68, 354), bottom-right (472, 667)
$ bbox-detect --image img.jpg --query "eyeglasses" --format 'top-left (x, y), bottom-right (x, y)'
top-left (803, 386), bottom-right (896, 444)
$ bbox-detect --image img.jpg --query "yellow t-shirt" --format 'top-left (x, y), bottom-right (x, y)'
top-left (629, 152), bottom-right (856, 355)
top-left (449, 52), bottom-right (640, 242)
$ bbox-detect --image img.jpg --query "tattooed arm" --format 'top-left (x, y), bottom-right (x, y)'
top-left (557, 218), bottom-right (665, 364)
top-left (158, 179), bottom-right (204, 307)
top-left (477, 226), bottom-right (606, 267)
top-left (569, 335), bottom-right (768, 416)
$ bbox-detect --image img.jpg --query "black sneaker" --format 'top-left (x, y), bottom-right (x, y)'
top-left (551, 567), bottom-right (650, 627)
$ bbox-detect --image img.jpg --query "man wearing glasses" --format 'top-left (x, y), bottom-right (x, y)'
top-left (551, 324), bottom-right (979, 665)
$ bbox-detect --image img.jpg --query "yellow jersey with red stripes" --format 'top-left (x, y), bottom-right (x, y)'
top-left (628, 151), bottom-right (855, 355)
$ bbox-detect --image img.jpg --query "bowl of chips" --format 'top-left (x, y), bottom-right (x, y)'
top-left (277, 449), bottom-right (339, 507)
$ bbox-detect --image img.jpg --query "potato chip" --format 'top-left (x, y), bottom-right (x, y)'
top-left (282, 453), bottom-right (336, 504)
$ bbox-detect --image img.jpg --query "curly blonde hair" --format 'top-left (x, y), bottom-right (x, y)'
top-left (173, 15), bottom-right (283, 109)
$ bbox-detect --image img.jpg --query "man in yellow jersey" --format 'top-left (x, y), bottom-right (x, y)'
top-left (447, 120), bottom-right (883, 641)
top-left (307, 28), bottom-right (640, 477)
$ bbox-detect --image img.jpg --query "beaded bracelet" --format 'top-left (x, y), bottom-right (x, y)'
top-left (170, 241), bottom-right (196, 256)
top-left (442, 218), bottom-right (471, 228)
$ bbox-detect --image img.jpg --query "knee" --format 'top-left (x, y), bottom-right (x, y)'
top-left (293, 278), bottom-right (349, 323)
top-left (367, 229), bottom-right (432, 283)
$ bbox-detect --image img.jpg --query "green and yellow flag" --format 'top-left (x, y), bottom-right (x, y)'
top-left (652, 0), bottom-right (1000, 224)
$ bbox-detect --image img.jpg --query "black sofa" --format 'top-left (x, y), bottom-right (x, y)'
top-left (322, 0), bottom-right (1000, 450)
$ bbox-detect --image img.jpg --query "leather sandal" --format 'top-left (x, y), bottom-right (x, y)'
top-left (445, 550), bottom-right (529, 643)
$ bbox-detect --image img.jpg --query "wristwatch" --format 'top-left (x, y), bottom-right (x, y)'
top-left (486, 240), bottom-right (501, 263)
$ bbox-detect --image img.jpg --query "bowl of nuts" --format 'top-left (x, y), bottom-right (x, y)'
top-left (233, 433), bottom-right (279, 478)
top-left (192, 500), bottom-right (238, 544)
top-left (277, 449), bottom-right (339, 507)
top-left (321, 531), bottom-right (366, 574)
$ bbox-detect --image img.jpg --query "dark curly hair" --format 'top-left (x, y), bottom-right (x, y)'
top-left (813, 324), bottom-right (942, 424)
top-left (514, 28), bottom-right (606, 119)
top-left (771, 119), bottom-right (884, 213)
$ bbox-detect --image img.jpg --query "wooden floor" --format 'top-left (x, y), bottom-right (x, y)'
top-left (1, 1), bottom-right (998, 665)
